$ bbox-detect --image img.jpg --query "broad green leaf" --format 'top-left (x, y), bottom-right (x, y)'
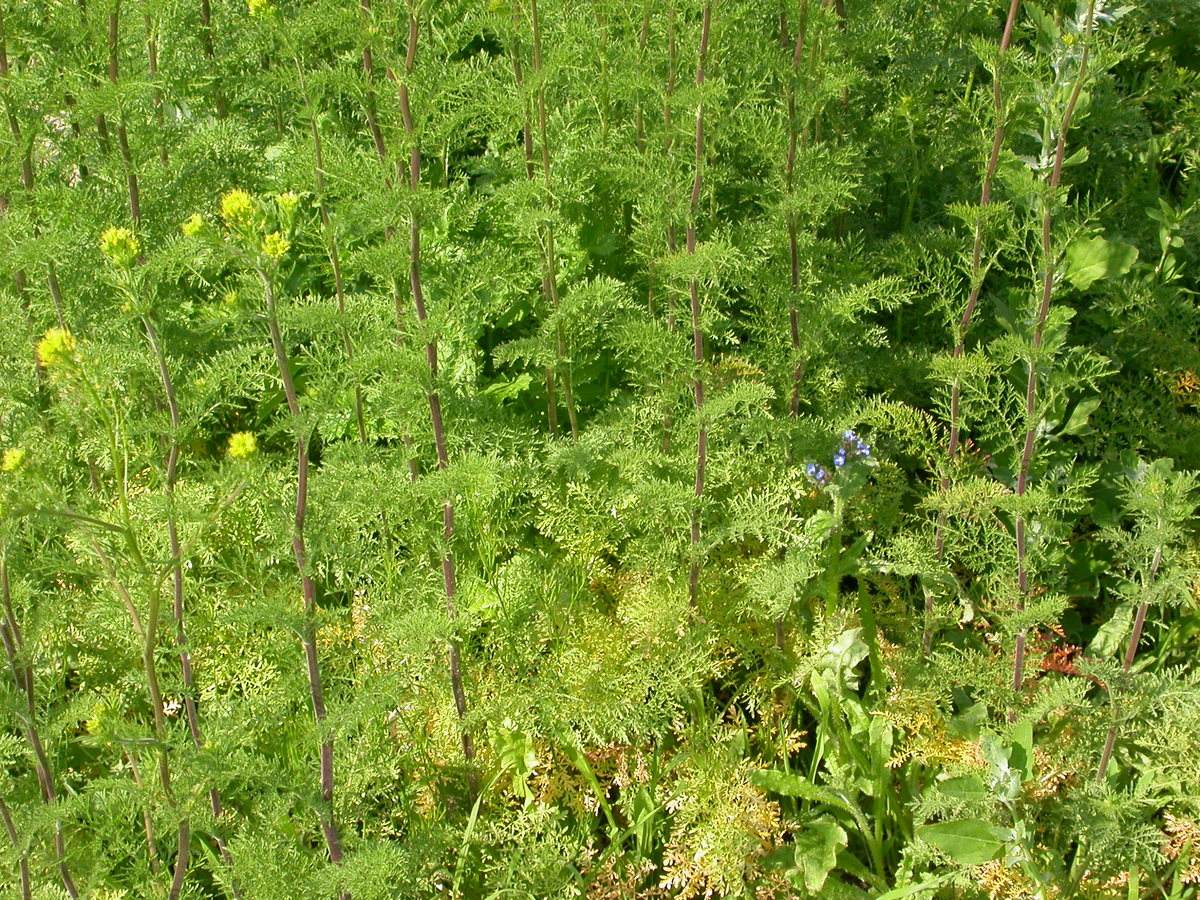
top-left (1064, 236), bottom-right (1139, 290)
top-left (792, 818), bottom-right (848, 893)
top-left (936, 774), bottom-right (988, 802)
top-left (917, 820), bottom-right (1009, 865)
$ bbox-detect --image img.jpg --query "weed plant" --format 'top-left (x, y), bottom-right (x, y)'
top-left (1, 1), bottom-right (1199, 898)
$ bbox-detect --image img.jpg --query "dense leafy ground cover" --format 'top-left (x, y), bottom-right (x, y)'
top-left (1, 0), bottom-right (1199, 897)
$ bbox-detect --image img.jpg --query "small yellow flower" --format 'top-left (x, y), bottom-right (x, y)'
top-left (220, 189), bottom-right (256, 228)
top-left (99, 226), bottom-right (140, 268)
top-left (275, 191), bottom-right (300, 219)
top-left (181, 214), bottom-right (205, 237)
top-left (261, 231), bottom-right (290, 260)
top-left (247, 0), bottom-right (274, 16)
top-left (37, 327), bottom-right (78, 373)
top-left (227, 432), bottom-right (258, 460)
top-left (1, 448), bottom-right (27, 472)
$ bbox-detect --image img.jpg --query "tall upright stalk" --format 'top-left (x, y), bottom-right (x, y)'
top-left (143, 3), bottom-right (167, 166)
top-left (1013, 0), bottom-right (1096, 695)
top-left (660, 4), bottom-right (679, 454)
top-left (686, 3), bottom-right (711, 609)
top-left (107, 2), bottom-right (141, 223)
top-left (925, 0), bottom-right (1021, 656)
top-left (0, 797), bottom-right (31, 900)
top-left (1095, 548), bottom-right (1161, 781)
top-left (0, 8), bottom-right (67, 333)
top-left (784, 1), bottom-right (808, 420)
top-left (141, 312), bottom-right (239, 896)
top-left (296, 63), bottom-right (366, 444)
top-left (198, 0), bottom-right (226, 117)
top-left (0, 558), bottom-right (79, 898)
top-left (259, 271), bottom-right (347, 886)
top-left (397, 10), bottom-right (478, 797)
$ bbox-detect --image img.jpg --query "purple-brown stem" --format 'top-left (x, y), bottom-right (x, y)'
top-left (144, 8), bottom-right (167, 166)
top-left (198, 0), bottom-right (226, 117)
top-left (785, 1), bottom-right (808, 420)
top-left (107, 4), bottom-right (141, 224)
top-left (0, 559), bottom-right (79, 898)
top-left (1096, 548), bottom-right (1162, 780)
top-left (398, 12), bottom-right (478, 798)
top-left (298, 63), bottom-right (367, 445)
top-left (529, 0), bottom-right (578, 438)
top-left (1013, 0), bottom-right (1096, 695)
top-left (687, 4), bottom-right (711, 609)
top-left (0, 797), bottom-right (31, 900)
top-left (143, 316), bottom-right (238, 895)
top-left (260, 274), bottom-right (347, 879)
top-left (925, 0), bottom-right (1021, 656)
top-left (659, 5), bottom-right (678, 455)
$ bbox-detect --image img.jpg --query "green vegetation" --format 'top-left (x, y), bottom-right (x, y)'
top-left (1, 0), bottom-right (1199, 897)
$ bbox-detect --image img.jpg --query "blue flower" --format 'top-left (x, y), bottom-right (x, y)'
top-left (833, 450), bottom-right (847, 467)
top-left (806, 463), bottom-right (829, 486)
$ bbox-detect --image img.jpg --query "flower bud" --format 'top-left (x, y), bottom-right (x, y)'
top-left (99, 227), bottom-right (140, 268)
top-left (227, 432), bottom-right (258, 460)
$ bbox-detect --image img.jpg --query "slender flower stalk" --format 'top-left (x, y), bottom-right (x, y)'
top-left (296, 62), bottom-right (367, 444)
top-left (143, 4), bottom-right (167, 166)
top-left (107, 2), bottom-right (141, 224)
top-left (259, 269), bottom-right (347, 882)
top-left (397, 11), bottom-right (478, 798)
top-left (1095, 548), bottom-right (1161, 781)
top-left (0, 558), bottom-right (79, 898)
top-left (199, 0), bottom-right (226, 117)
top-left (925, 0), bottom-right (1021, 656)
top-left (1013, 0), bottom-right (1097, 695)
top-left (359, 0), bottom-right (388, 162)
top-left (140, 310), bottom-right (239, 896)
top-left (0, 797), bottom-right (31, 900)
top-left (660, 3), bottom-right (679, 455)
top-left (687, 3), bottom-right (711, 609)
top-left (784, 0), bottom-right (808, 420)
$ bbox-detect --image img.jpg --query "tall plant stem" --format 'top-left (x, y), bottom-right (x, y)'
top-left (0, 558), bottom-right (79, 899)
top-left (142, 315), bottom-right (238, 896)
top-left (686, 3), bottom-right (711, 609)
top-left (925, 0), bottom-right (1021, 656)
top-left (398, 11), bottom-right (478, 798)
top-left (107, 2), bottom-right (141, 224)
top-left (135, 316), bottom-right (192, 900)
top-left (508, 6), bottom-right (557, 431)
top-left (0, 797), bottom-right (31, 900)
top-left (143, 5), bottom-right (167, 166)
top-left (1013, 0), bottom-right (1096, 695)
top-left (784, 1), bottom-right (808, 422)
top-left (297, 63), bottom-right (366, 444)
top-left (359, 0), bottom-right (388, 161)
top-left (260, 273), bottom-right (347, 881)
top-left (198, 0), bottom-right (226, 117)
top-left (1096, 547), bottom-right (1161, 781)
top-left (529, 0), bottom-right (577, 438)
top-left (660, 4), bottom-right (678, 455)
top-left (0, 11), bottom-right (67, 338)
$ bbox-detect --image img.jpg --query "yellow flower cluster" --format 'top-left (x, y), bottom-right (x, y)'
top-left (37, 328), bottom-right (78, 373)
top-left (248, 0), bottom-right (274, 17)
top-left (180, 213), bottom-right (205, 237)
top-left (220, 189), bottom-right (256, 227)
top-left (227, 431), bottom-right (258, 460)
top-left (261, 232), bottom-right (290, 260)
top-left (99, 226), bottom-right (140, 268)
top-left (1, 448), bottom-right (27, 472)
